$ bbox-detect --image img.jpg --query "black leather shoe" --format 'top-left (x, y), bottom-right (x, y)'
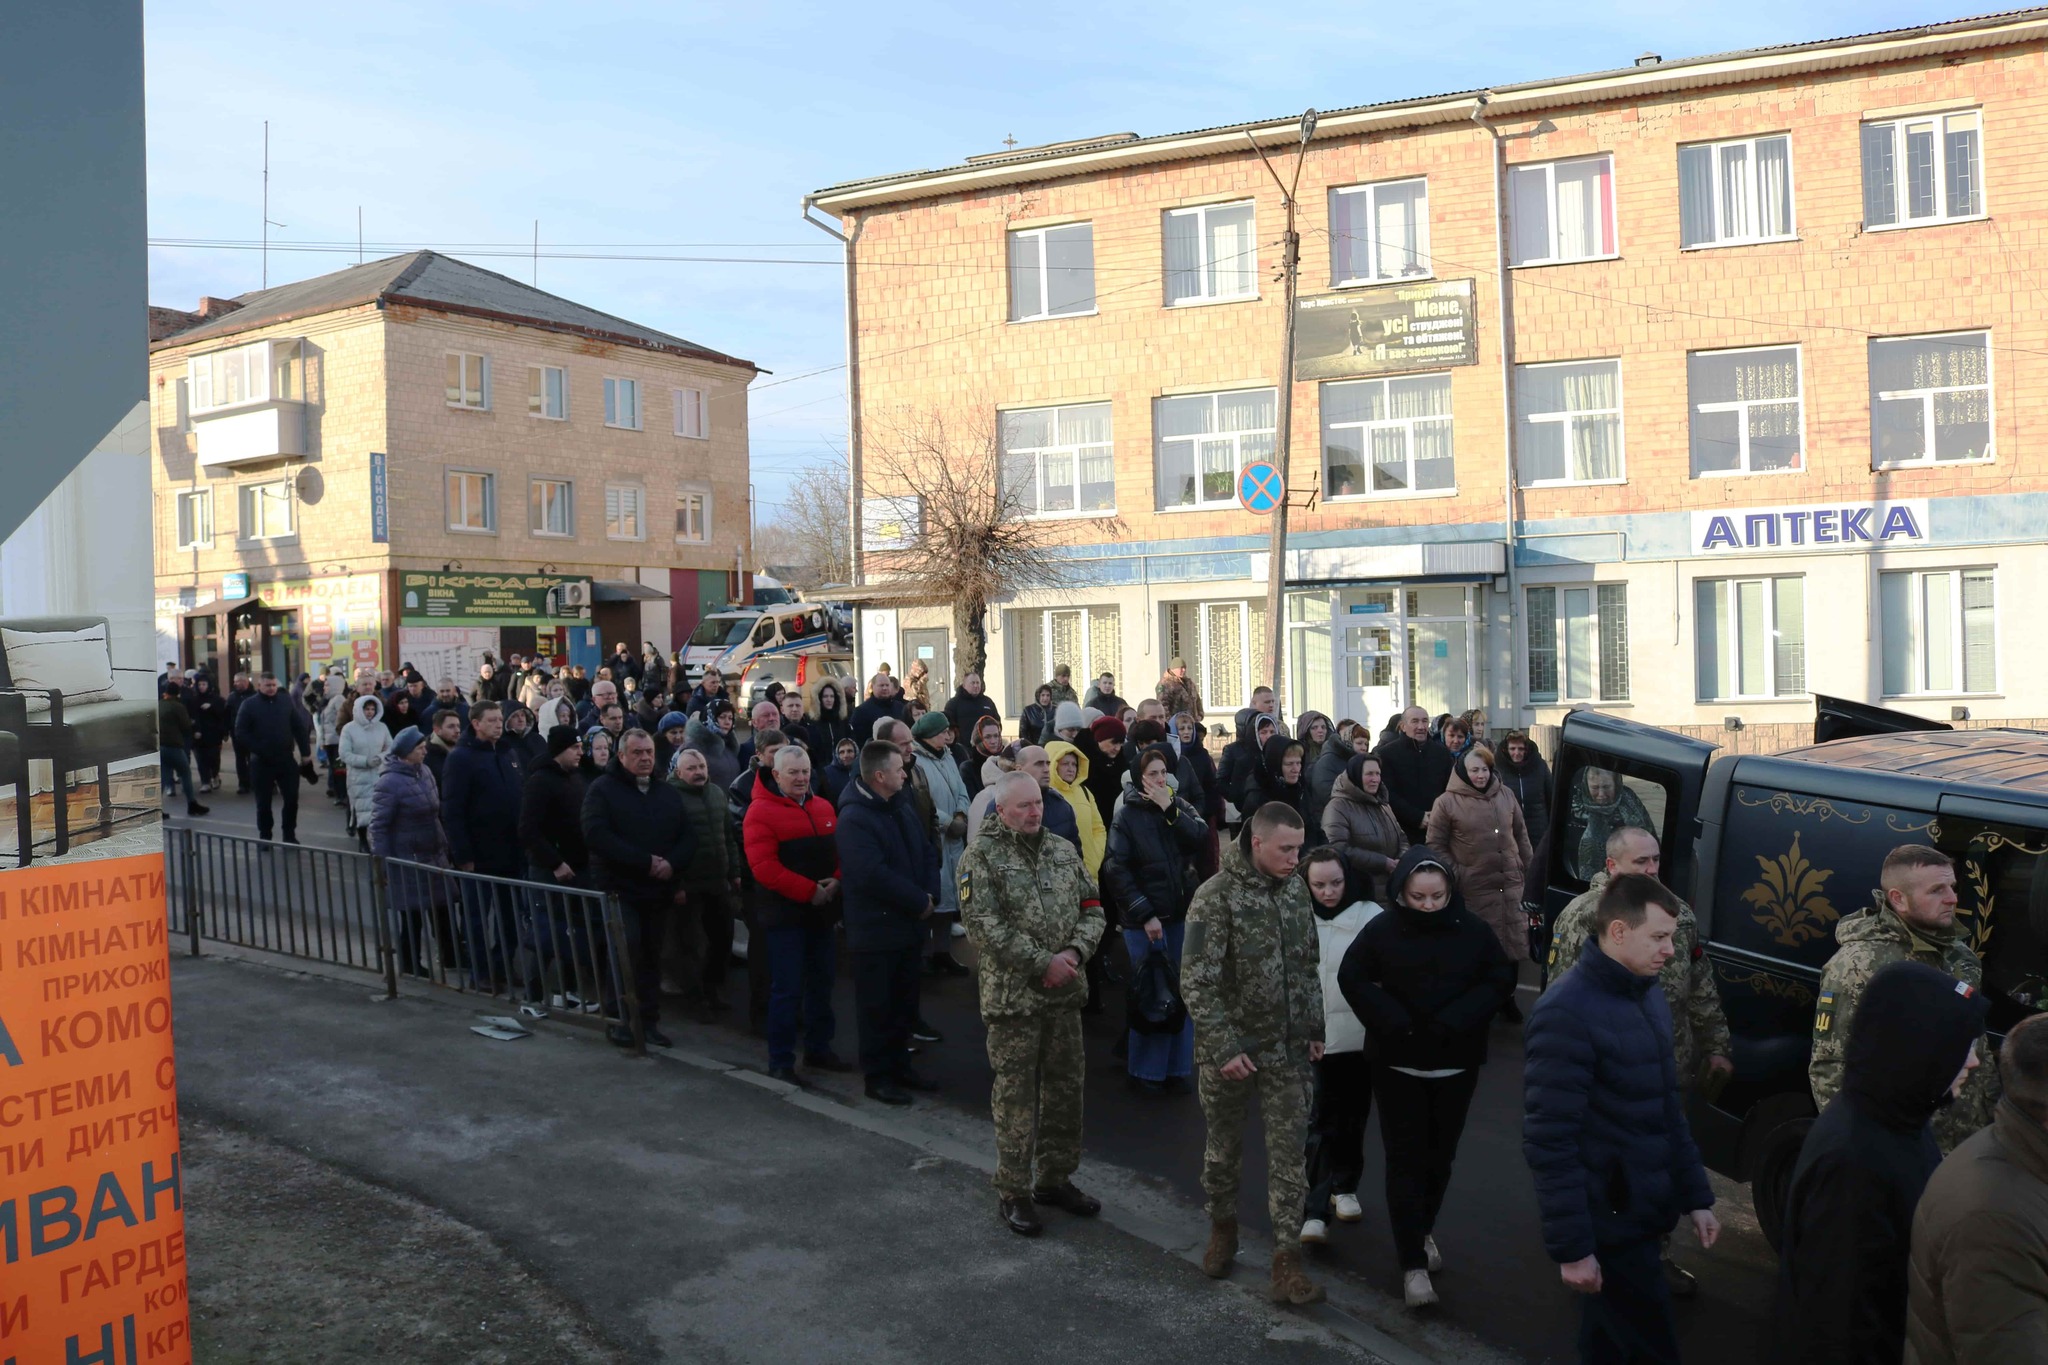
top-left (1033, 1181), bottom-right (1102, 1217)
top-left (999, 1197), bottom-right (1042, 1237)
top-left (643, 1026), bottom-right (674, 1049)
top-left (804, 1050), bottom-right (855, 1073)
top-left (606, 1024), bottom-right (637, 1048)
top-left (767, 1065), bottom-right (805, 1085)
top-left (911, 1021), bottom-right (944, 1043)
top-left (896, 1068), bottom-right (941, 1093)
top-left (864, 1079), bottom-right (912, 1106)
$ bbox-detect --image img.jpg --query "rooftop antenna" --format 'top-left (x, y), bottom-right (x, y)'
top-left (261, 120), bottom-right (287, 288)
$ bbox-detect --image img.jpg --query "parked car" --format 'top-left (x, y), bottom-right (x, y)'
top-left (1541, 696), bottom-right (2048, 1248)
top-left (742, 650), bottom-right (853, 711)
top-left (678, 603), bottom-right (838, 689)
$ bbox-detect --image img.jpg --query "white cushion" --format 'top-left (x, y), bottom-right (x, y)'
top-left (3, 624), bottom-right (120, 716)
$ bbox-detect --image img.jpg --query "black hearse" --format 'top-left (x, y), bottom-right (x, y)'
top-left (1543, 698), bottom-right (2048, 1245)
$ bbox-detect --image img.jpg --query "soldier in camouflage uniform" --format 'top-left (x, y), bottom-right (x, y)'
top-left (1546, 826), bottom-right (1733, 1085)
top-left (1182, 801), bottom-right (1327, 1306)
top-left (1811, 844), bottom-right (2000, 1154)
top-left (957, 771), bottom-right (1107, 1237)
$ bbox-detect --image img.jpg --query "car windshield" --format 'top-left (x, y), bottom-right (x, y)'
top-left (689, 615), bottom-right (756, 648)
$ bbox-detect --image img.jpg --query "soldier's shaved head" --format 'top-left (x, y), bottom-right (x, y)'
top-left (993, 771), bottom-right (1044, 834)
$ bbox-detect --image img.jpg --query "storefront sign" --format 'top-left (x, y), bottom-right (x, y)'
top-left (1691, 499), bottom-right (1931, 555)
top-left (253, 574), bottom-right (383, 671)
top-left (221, 571), bottom-right (249, 600)
top-left (369, 451), bottom-right (389, 543)
top-left (399, 572), bottom-right (577, 625)
top-left (1293, 278), bottom-right (1478, 381)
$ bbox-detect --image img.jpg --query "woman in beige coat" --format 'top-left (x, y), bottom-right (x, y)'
top-left (1424, 744), bottom-right (1534, 979)
top-left (1321, 752), bottom-right (1407, 905)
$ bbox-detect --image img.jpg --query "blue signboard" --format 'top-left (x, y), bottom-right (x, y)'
top-left (222, 571), bottom-right (250, 600)
top-left (1238, 461), bottom-right (1283, 514)
top-left (369, 451), bottom-right (389, 543)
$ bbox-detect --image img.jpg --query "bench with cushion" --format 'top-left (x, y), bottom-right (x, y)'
top-left (0, 615), bottom-right (160, 861)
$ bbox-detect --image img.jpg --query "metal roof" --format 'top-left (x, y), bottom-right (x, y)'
top-left (1775, 728), bottom-right (2048, 798)
top-left (149, 250), bottom-right (757, 371)
top-left (810, 7), bottom-right (2048, 209)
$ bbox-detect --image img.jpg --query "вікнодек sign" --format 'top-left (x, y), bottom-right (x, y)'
top-left (369, 451), bottom-right (389, 543)
top-left (1293, 279), bottom-right (1478, 381)
top-left (1691, 499), bottom-right (1930, 554)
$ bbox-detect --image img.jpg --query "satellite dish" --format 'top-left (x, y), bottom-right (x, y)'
top-left (294, 465), bottom-right (324, 504)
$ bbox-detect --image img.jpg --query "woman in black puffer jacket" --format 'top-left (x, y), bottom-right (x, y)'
top-left (1495, 729), bottom-right (1553, 851)
top-left (1102, 743), bottom-right (1209, 1094)
top-left (1337, 845), bottom-right (1515, 1305)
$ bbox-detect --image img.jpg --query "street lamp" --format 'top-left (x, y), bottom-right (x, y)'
top-left (1245, 108), bottom-right (1316, 720)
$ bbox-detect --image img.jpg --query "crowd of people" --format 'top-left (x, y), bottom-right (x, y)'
top-left (155, 647), bottom-right (2048, 1360)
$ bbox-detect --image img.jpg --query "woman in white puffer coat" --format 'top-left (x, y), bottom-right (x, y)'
top-left (338, 694), bottom-right (392, 846)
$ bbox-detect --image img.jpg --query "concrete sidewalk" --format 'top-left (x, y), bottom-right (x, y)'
top-left (171, 954), bottom-right (1393, 1364)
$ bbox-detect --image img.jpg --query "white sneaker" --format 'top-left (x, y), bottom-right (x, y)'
top-left (1424, 1234), bottom-right (1443, 1273)
top-left (950, 921), bottom-right (966, 938)
top-left (1404, 1268), bottom-right (1439, 1308)
top-left (1299, 1219), bottom-right (1328, 1245)
top-left (1332, 1193), bottom-right (1363, 1223)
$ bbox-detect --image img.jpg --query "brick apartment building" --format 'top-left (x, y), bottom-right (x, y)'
top-left (810, 10), bottom-right (2048, 742)
top-left (150, 252), bottom-right (757, 685)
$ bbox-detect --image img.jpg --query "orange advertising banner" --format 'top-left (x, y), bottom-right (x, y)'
top-left (0, 853), bottom-right (190, 1365)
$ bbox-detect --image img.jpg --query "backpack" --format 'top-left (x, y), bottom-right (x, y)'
top-left (1126, 943), bottom-right (1188, 1036)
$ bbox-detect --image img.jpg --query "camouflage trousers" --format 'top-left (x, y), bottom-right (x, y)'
top-left (1199, 1051), bottom-right (1314, 1254)
top-left (985, 1009), bottom-right (1086, 1199)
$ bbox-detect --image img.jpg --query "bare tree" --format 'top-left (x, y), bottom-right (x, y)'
top-left (865, 404), bottom-right (1113, 678)
top-left (756, 460), bottom-right (851, 595)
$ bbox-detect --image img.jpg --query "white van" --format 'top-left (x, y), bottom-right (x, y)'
top-left (679, 603), bottom-right (835, 687)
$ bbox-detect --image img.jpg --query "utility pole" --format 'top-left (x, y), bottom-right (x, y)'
top-left (1246, 109), bottom-right (1317, 720)
top-left (261, 120), bottom-right (286, 287)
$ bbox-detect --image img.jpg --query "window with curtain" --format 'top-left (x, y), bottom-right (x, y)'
top-left (1007, 606), bottom-right (1122, 713)
top-left (1869, 331), bottom-right (1993, 467)
top-left (1678, 134), bottom-right (1794, 247)
top-left (175, 490), bottom-right (213, 549)
top-left (1008, 222), bottom-right (1096, 321)
top-left (1527, 584), bottom-right (1629, 704)
top-left (1688, 346), bottom-right (1802, 475)
top-left (1695, 576), bottom-right (1804, 700)
top-left (603, 376), bottom-right (641, 430)
top-left (1155, 388), bottom-right (1277, 508)
top-left (1862, 110), bottom-right (1983, 228)
top-left (1164, 201), bottom-right (1257, 304)
top-left (1881, 569), bottom-right (1995, 695)
top-left (530, 478), bottom-right (573, 536)
top-left (999, 402), bottom-right (1115, 516)
top-left (604, 484), bottom-right (645, 540)
top-left (237, 480), bottom-right (293, 541)
top-left (1515, 359), bottom-right (1624, 485)
top-left (528, 365), bottom-right (567, 420)
top-left (1321, 374), bottom-right (1454, 496)
top-left (446, 470), bottom-right (495, 532)
top-left (1328, 178), bottom-right (1429, 285)
top-left (446, 353), bottom-right (488, 410)
top-left (1508, 155), bottom-right (1615, 265)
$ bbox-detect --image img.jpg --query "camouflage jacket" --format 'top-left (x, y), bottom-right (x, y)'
top-left (1182, 840), bottom-right (1324, 1069)
top-left (957, 816), bottom-right (1105, 1020)
top-left (1811, 892), bottom-right (2000, 1153)
top-left (1546, 872), bottom-right (1732, 1082)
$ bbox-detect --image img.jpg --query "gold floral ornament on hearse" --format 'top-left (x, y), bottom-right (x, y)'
top-left (1744, 831), bottom-right (1841, 949)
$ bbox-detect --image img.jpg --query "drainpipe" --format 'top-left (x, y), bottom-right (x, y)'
top-left (801, 196), bottom-right (862, 591)
top-left (1472, 94), bottom-right (1522, 725)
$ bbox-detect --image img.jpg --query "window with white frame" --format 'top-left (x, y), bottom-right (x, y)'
top-left (446, 352), bottom-right (489, 410)
top-left (189, 338), bottom-right (301, 414)
top-left (529, 365), bottom-right (567, 420)
top-left (603, 376), bottom-right (641, 430)
top-left (1164, 201), bottom-right (1257, 305)
top-left (1870, 331), bottom-right (1993, 467)
top-left (605, 483), bottom-right (645, 540)
top-left (237, 480), bottom-right (293, 541)
top-left (999, 402), bottom-right (1115, 516)
top-left (1527, 584), bottom-right (1629, 703)
top-left (1695, 575), bottom-right (1805, 700)
top-left (447, 469), bottom-right (495, 532)
top-left (1689, 345), bottom-right (1802, 476)
top-left (1516, 359), bottom-right (1623, 485)
top-left (675, 489), bottom-right (710, 542)
top-left (1882, 568), bottom-right (1995, 696)
top-left (1678, 134), bottom-right (1794, 248)
top-left (1862, 110), bottom-right (1983, 229)
top-left (174, 489), bottom-right (213, 550)
top-left (530, 478), bottom-right (573, 537)
top-left (1006, 604), bottom-right (1122, 715)
top-left (1329, 178), bottom-right (1430, 285)
top-left (1155, 388), bottom-right (1276, 509)
top-left (673, 386), bottom-right (708, 439)
top-left (1321, 373), bottom-right (1454, 496)
top-left (1008, 222), bottom-right (1096, 321)
top-left (1508, 155), bottom-right (1616, 266)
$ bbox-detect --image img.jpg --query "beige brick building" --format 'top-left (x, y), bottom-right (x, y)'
top-left (149, 252), bottom-right (757, 684)
top-left (812, 11), bottom-right (2048, 741)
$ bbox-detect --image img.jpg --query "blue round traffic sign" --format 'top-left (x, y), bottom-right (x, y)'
top-left (1238, 461), bottom-right (1283, 514)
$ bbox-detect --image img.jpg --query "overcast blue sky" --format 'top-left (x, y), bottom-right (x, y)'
top-left (146, 0), bottom-right (1970, 515)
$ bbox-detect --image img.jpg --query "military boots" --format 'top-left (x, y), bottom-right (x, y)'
top-left (1201, 1217), bottom-right (1239, 1278)
top-left (1269, 1250), bottom-right (1326, 1306)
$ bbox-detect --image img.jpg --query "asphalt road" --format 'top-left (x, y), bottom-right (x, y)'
top-left (172, 774), bottom-right (1779, 1364)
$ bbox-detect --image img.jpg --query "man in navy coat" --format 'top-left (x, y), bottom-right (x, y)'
top-left (837, 739), bottom-right (942, 1105)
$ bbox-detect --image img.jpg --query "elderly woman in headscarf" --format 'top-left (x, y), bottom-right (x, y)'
top-left (1566, 765), bottom-right (1651, 881)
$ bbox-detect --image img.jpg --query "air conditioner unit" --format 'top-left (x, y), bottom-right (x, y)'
top-left (558, 581), bottom-right (592, 609)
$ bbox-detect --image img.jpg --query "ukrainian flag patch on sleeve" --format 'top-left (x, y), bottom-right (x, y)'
top-left (958, 869), bottom-right (972, 905)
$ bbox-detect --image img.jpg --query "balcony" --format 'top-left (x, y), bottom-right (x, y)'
top-left (194, 399), bottom-right (307, 470)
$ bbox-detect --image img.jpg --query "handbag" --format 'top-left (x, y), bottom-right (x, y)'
top-left (1126, 943), bottom-right (1188, 1036)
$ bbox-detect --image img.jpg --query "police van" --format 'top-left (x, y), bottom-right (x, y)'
top-left (678, 603), bottom-right (836, 688)
top-left (1543, 699), bottom-right (2048, 1245)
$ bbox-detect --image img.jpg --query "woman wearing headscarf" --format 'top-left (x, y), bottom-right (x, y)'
top-left (1566, 766), bottom-right (1650, 882)
top-left (1322, 751), bottom-right (1408, 906)
top-left (577, 726), bottom-right (612, 780)
top-left (1241, 733), bottom-right (1308, 821)
top-left (383, 687), bottom-right (421, 739)
top-left (683, 697), bottom-right (741, 789)
top-left (1424, 745), bottom-right (1535, 1008)
top-left (1101, 743), bottom-right (1207, 1095)
top-left (959, 715), bottom-right (1006, 799)
top-left (801, 675), bottom-right (855, 770)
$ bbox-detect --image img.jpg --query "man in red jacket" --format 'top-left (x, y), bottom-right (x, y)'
top-left (744, 745), bottom-right (849, 1084)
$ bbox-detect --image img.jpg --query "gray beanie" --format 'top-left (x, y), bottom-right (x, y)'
top-left (1053, 700), bottom-right (1086, 733)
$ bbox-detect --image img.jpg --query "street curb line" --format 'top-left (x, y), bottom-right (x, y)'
top-left (651, 1048), bottom-right (1438, 1365)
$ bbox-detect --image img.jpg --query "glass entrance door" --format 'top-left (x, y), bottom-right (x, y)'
top-left (1336, 589), bottom-right (1401, 728)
